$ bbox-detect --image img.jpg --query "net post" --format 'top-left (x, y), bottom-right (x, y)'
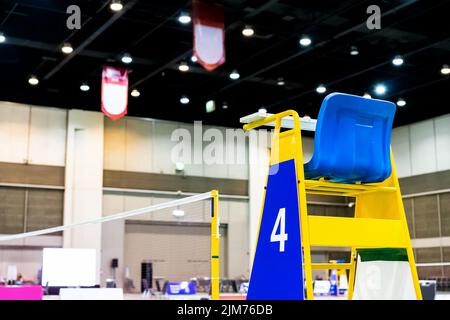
top-left (211, 189), bottom-right (220, 300)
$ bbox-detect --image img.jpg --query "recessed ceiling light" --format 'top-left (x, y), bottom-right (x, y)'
top-left (229, 70), bottom-right (240, 80)
top-left (178, 12), bottom-right (191, 24)
top-left (191, 55), bottom-right (198, 63)
top-left (178, 61), bottom-right (189, 72)
top-left (61, 43), bottom-right (73, 54)
top-left (397, 98), bottom-right (406, 107)
top-left (363, 93), bottom-right (372, 99)
top-left (350, 46), bottom-right (359, 56)
top-left (110, 0), bottom-right (123, 12)
top-left (441, 64), bottom-right (450, 75)
top-left (242, 26), bottom-right (254, 37)
top-left (299, 36), bottom-right (312, 47)
top-left (80, 83), bottom-right (90, 91)
top-left (316, 85), bottom-right (327, 94)
top-left (28, 75), bottom-right (39, 86)
top-left (131, 89), bottom-right (140, 97)
top-left (277, 77), bottom-right (285, 86)
top-left (0, 32), bottom-right (6, 43)
top-left (172, 209), bottom-right (185, 217)
top-left (180, 96), bottom-right (190, 104)
top-left (206, 100), bottom-right (216, 113)
top-left (374, 84), bottom-right (387, 95)
top-left (121, 53), bottom-right (132, 64)
top-left (392, 55), bottom-right (404, 66)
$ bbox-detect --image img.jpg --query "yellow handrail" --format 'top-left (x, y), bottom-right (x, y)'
top-left (243, 109), bottom-right (300, 132)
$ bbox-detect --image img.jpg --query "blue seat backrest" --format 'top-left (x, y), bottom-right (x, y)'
top-left (304, 93), bottom-right (396, 183)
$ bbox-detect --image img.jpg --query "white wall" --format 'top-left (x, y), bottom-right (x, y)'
top-left (392, 114), bottom-right (450, 178)
top-left (0, 101), bottom-right (249, 181)
top-left (104, 117), bottom-right (248, 180)
top-left (63, 110), bottom-right (104, 284)
top-left (0, 101), bottom-right (67, 166)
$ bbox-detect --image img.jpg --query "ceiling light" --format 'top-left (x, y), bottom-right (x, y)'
top-left (61, 42), bottom-right (73, 54)
top-left (374, 84), bottom-right (387, 95)
top-left (392, 55), bottom-right (404, 66)
top-left (28, 75), bottom-right (39, 86)
top-left (441, 64), bottom-right (450, 75)
top-left (242, 26), bottom-right (254, 37)
top-left (131, 89), bottom-right (140, 97)
top-left (80, 83), bottom-right (90, 91)
top-left (206, 100), bottom-right (216, 113)
top-left (229, 70), bottom-right (240, 80)
top-left (180, 96), bottom-right (190, 104)
top-left (110, 0), bottom-right (123, 12)
top-left (222, 102), bottom-right (228, 109)
top-left (397, 98), bottom-right (406, 107)
top-left (121, 53), bottom-right (132, 64)
top-left (350, 46), bottom-right (359, 56)
top-left (299, 36), bottom-right (312, 47)
top-left (178, 12), bottom-right (191, 24)
top-left (172, 209), bottom-right (185, 217)
top-left (316, 85), bottom-right (327, 94)
top-left (277, 78), bottom-right (285, 86)
top-left (0, 33), bottom-right (6, 43)
top-left (258, 108), bottom-right (267, 114)
top-left (363, 93), bottom-right (372, 99)
top-left (191, 55), bottom-right (198, 63)
top-left (178, 61), bottom-right (189, 72)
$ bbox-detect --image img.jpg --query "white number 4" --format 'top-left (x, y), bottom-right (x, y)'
top-left (271, 208), bottom-right (288, 252)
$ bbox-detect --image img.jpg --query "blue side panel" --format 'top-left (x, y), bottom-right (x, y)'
top-left (247, 159), bottom-right (305, 300)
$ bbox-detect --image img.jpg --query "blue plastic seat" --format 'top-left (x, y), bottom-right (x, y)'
top-left (304, 93), bottom-right (396, 184)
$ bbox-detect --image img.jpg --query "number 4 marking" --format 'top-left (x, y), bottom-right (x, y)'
top-left (271, 208), bottom-right (288, 252)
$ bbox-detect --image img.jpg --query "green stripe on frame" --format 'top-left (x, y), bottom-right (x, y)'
top-left (357, 248), bottom-right (409, 262)
top-left (212, 256), bottom-right (219, 259)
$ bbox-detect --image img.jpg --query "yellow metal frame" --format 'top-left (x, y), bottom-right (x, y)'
top-left (244, 110), bottom-right (422, 300)
top-left (211, 189), bottom-right (220, 300)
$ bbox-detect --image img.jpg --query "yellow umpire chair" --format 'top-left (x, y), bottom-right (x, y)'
top-left (243, 92), bottom-right (422, 300)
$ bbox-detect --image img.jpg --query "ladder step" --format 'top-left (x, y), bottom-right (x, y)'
top-left (308, 216), bottom-right (408, 248)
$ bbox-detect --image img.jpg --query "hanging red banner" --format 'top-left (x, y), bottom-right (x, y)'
top-left (101, 66), bottom-right (128, 120)
top-left (192, 0), bottom-right (225, 71)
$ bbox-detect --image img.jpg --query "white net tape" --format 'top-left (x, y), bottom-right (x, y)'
top-left (0, 191), bottom-right (214, 242)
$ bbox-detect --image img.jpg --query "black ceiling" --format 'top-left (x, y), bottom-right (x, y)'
top-left (0, 0), bottom-right (449, 128)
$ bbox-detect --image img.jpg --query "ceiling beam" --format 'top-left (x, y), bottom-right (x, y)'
top-left (244, 0), bottom-right (279, 18)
